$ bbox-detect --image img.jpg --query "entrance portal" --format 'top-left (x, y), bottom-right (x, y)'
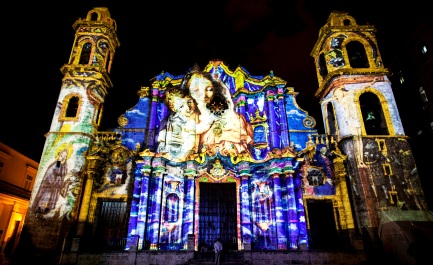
top-left (198, 182), bottom-right (237, 250)
top-left (306, 199), bottom-right (339, 250)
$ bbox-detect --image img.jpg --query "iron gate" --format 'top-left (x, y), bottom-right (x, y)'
top-left (198, 182), bottom-right (238, 250)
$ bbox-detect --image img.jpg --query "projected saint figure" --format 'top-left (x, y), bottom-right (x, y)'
top-left (182, 70), bottom-right (254, 156)
top-left (253, 181), bottom-right (272, 228)
top-left (311, 144), bottom-right (336, 195)
top-left (32, 143), bottom-right (72, 217)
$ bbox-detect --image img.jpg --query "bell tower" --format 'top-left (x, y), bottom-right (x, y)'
top-left (23, 7), bottom-right (120, 262)
top-left (311, 11), bottom-right (431, 254)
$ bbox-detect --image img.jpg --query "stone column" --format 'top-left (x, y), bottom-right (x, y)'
top-left (277, 87), bottom-right (290, 147)
top-left (239, 162), bottom-right (252, 250)
top-left (283, 160), bottom-right (299, 250)
top-left (146, 87), bottom-right (160, 150)
top-left (237, 94), bottom-right (247, 117)
top-left (266, 90), bottom-right (279, 149)
top-left (126, 160), bottom-right (143, 250)
top-left (294, 170), bottom-right (309, 250)
top-left (76, 150), bottom-right (104, 238)
top-left (148, 158), bottom-right (165, 249)
top-left (125, 154), bottom-right (152, 250)
top-left (75, 171), bottom-right (94, 237)
top-left (270, 162), bottom-right (286, 249)
top-left (182, 160), bottom-right (197, 247)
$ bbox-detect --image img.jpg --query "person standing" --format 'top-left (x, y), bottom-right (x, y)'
top-left (214, 238), bottom-right (223, 265)
top-left (198, 241), bottom-right (208, 260)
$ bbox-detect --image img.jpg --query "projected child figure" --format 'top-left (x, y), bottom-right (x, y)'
top-left (157, 86), bottom-right (198, 161)
top-left (182, 70), bottom-right (254, 156)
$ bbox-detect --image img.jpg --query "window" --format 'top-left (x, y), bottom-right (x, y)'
top-left (318, 53), bottom-right (328, 79)
top-left (360, 92), bottom-right (389, 135)
top-left (326, 103), bottom-right (337, 135)
top-left (422, 45), bottom-right (428, 55)
top-left (377, 139), bottom-right (385, 151)
top-left (419, 87), bottom-right (428, 103)
top-left (79, 42), bottom-right (92, 65)
top-left (24, 175), bottom-right (33, 191)
top-left (65, 97), bottom-right (79, 118)
top-left (90, 12), bottom-right (98, 21)
top-left (382, 164), bottom-right (392, 176)
top-left (346, 41), bottom-right (369, 68)
top-left (389, 191), bottom-right (398, 204)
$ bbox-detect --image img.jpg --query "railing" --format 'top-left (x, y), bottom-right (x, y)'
top-left (76, 237), bottom-right (129, 252)
top-left (0, 180), bottom-right (32, 200)
top-left (63, 236), bottom-right (188, 252)
top-left (251, 234), bottom-right (354, 251)
top-left (252, 237), bottom-right (288, 251)
top-left (157, 243), bottom-right (185, 251)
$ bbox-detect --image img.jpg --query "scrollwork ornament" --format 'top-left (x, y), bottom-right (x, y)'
top-left (303, 116), bottom-right (316, 128)
top-left (118, 114), bottom-right (128, 127)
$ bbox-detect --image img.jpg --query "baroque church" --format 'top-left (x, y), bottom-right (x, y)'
top-left (18, 7), bottom-right (432, 265)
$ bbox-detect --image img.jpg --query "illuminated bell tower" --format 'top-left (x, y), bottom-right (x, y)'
top-left (24, 7), bottom-right (120, 261)
top-left (310, 11), bottom-right (430, 248)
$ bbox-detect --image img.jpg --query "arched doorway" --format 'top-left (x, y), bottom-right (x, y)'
top-left (197, 182), bottom-right (238, 250)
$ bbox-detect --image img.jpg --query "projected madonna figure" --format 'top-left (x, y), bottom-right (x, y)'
top-left (182, 70), bottom-right (254, 156)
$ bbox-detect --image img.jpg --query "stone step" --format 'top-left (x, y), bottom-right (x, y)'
top-left (185, 252), bottom-right (244, 265)
top-left (186, 262), bottom-right (244, 265)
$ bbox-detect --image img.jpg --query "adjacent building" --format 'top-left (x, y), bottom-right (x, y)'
top-left (0, 142), bottom-right (38, 263)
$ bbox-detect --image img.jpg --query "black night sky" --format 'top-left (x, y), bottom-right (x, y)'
top-left (1, 0), bottom-right (428, 162)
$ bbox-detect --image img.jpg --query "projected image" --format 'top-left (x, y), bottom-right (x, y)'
top-left (251, 177), bottom-right (277, 249)
top-left (302, 144), bottom-right (336, 196)
top-left (185, 71), bottom-right (254, 157)
top-left (156, 70), bottom-right (254, 161)
top-left (32, 143), bottom-right (72, 215)
top-left (32, 142), bottom-right (81, 220)
top-left (157, 86), bottom-right (198, 161)
top-left (159, 180), bottom-right (184, 248)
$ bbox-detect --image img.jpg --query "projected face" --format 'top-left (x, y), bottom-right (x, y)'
top-left (188, 73), bottom-right (212, 104)
top-left (204, 86), bottom-right (214, 104)
top-left (185, 96), bottom-right (196, 117)
top-left (172, 95), bottom-right (186, 114)
top-left (58, 149), bottom-right (68, 164)
top-left (182, 71), bottom-right (254, 156)
top-left (166, 91), bottom-right (180, 112)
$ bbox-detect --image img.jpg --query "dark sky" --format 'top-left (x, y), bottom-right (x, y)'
top-left (1, 0), bottom-right (428, 162)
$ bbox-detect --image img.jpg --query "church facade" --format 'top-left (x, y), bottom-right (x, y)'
top-left (20, 7), bottom-right (432, 265)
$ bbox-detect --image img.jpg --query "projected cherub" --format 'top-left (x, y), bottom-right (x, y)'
top-left (181, 69), bottom-right (254, 156)
top-left (156, 86), bottom-right (198, 161)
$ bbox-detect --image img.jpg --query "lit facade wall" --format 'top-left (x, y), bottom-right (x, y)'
top-left (94, 61), bottom-right (349, 251)
top-left (0, 142), bottom-right (38, 259)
